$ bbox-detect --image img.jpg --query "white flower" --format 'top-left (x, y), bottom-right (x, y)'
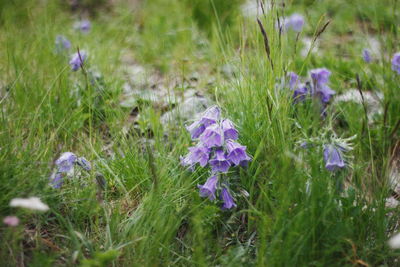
top-left (10, 197), bottom-right (49, 212)
top-left (388, 233), bottom-right (400, 249)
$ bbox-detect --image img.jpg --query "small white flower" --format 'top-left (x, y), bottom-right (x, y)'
top-left (10, 197), bottom-right (49, 212)
top-left (388, 233), bottom-right (400, 249)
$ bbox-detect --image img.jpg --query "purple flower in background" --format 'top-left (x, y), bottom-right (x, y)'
top-left (221, 187), bottom-right (236, 209)
top-left (200, 124), bottom-right (224, 148)
top-left (209, 149), bottom-right (231, 173)
top-left (392, 52), bottom-right (400, 74)
top-left (310, 68), bottom-right (331, 85)
top-left (187, 145), bottom-right (210, 167)
top-left (226, 140), bottom-right (249, 166)
top-left (198, 175), bottom-right (218, 201)
top-left (289, 72), bottom-right (299, 90)
top-left (55, 152), bottom-right (77, 173)
top-left (69, 51), bottom-right (87, 71)
top-left (221, 119), bottom-right (238, 140)
top-left (200, 106), bottom-right (221, 127)
top-left (288, 72), bottom-right (308, 102)
top-left (323, 144), bottom-right (345, 171)
top-left (77, 157), bottom-right (91, 171)
top-left (186, 120), bottom-right (206, 139)
top-left (362, 49), bottom-right (372, 63)
top-left (74, 20), bottom-right (91, 33)
top-left (55, 35), bottom-right (71, 51)
top-left (288, 14), bottom-right (304, 32)
top-left (316, 85), bottom-right (336, 103)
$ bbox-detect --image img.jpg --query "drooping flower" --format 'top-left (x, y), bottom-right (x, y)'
top-left (55, 35), bottom-right (71, 51)
top-left (3, 216), bottom-right (19, 227)
top-left (55, 152), bottom-right (77, 173)
top-left (77, 157), bottom-right (91, 171)
top-left (74, 20), bottom-right (91, 33)
top-left (288, 72), bottom-right (308, 102)
top-left (288, 72), bottom-right (299, 90)
top-left (392, 52), bottom-right (400, 75)
top-left (362, 49), bottom-right (372, 63)
top-left (50, 172), bottom-right (64, 189)
top-left (209, 149), bottom-right (231, 173)
top-left (323, 144), bottom-right (345, 171)
top-left (69, 51), bottom-right (87, 71)
top-left (225, 140), bottom-right (250, 166)
top-left (186, 120), bottom-right (206, 139)
top-left (310, 68), bottom-right (335, 103)
top-left (287, 13), bottom-right (305, 32)
top-left (10, 197), bottom-right (49, 211)
top-left (221, 187), bottom-right (237, 209)
top-left (200, 124), bottom-right (224, 148)
top-left (310, 68), bottom-right (331, 85)
top-left (316, 85), bottom-right (336, 104)
top-left (199, 106), bottom-right (221, 127)
top-left (198, 175), bottom-right (218, 201)
top-left (186, 145), bottom-right (210, 167)
top-left (221, 119), bottom-right (238, 140)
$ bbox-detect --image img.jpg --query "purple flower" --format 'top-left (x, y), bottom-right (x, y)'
top-left (50, 172), bottom-right (63, 189)
top-left (288, 72), bottom-right (299, 90)
top-left (221, 187), bottom-right (236, 209)
top-left (323, 144), bottom-right (345, 171)
top-left (288, 14), bottom-right (304, 32)
top-left (77, 157), bottom-right (91, 171)
top-left (200, 106), bottom-right (221, 127)
top-left (392, 52), bottom-right (400, 75)
top-left (74, 20), bottom-right (91, 33)
top-left (225, 140), bottom-right (249, 166)
top-left (200, 124), bottom-right (224, 148)
top-left (186, 120), bottom-right (206, 139)
top-left (209, 149), bottom-right (231, 173)
top-left (187, 145), bottom-right (210, 167)
top-left (315, 85), bottom-right (335, 103)
top-left (362, 49), bottom-right (372, 63)
top-left (221, 119), bottom-right (238, 140)
top-left (198, 175), bottom-right (218, 201)
top-left (55, 35), bottom-right (71, 51)
top-left (69, 51), bottom-right (87, 71)
top-left (55, 152), bottom-right (77, 173)
top-left (289, 72), bottom-right (308, 102)
top-left (310, 68), bottom-right (331, 85)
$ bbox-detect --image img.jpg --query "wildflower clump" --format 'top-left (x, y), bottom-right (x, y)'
top-left (181, 106), bottom-right (251, 209)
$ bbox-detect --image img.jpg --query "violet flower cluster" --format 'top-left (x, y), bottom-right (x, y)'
top-left (181, 106), bottom-right (251, 209)
top-left (289, 68), bottom-right (336, 106)
top-left (50, 152), bottom-right (91, 188)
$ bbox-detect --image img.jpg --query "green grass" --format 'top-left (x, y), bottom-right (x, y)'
top-left (1, 0), bottom-right (400, 266)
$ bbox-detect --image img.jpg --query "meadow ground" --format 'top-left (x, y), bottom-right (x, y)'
top-left (1, 0), bottom-right (400, 266)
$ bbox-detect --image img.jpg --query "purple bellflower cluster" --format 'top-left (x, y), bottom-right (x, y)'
top-left (323, 144), bottom-right (345, 171)
top-left (278, 13), bottom-right (305, 33)
top-left (69, 51), bottom-right (87, 71)
top-left (50, 152), bottom-right (91, 188)
top-left (392, 52), bottom-right (400, 75)
top-left (181, 106), bottom-right (251, 209)
top-left (288, 68), bottom-right (336, 106)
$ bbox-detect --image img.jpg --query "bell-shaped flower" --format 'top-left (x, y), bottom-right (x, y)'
top-left (200, 124), bottom-right (224, 148)
top-left (199, 106), bottom-right (221, 127)
top-left (221, 187), bottom-right (237, 209)
top-left (316, 85), bottom-right (335, 103)
top-left (69, 51), bottom-right (87, 71)
top-left (187, 145), bottom-right (210, 167)
top-left (310, 68), bottom-right (331, 85)
top-left (55, 152), bottom-right (77, 173)
top-left (392, 52), bottom-right (400, 74)
top-left (225, 140), bottom-right (249, 166)
top-left (362, 49), bottom-right (372, 63)
top-left (221, 119), bottom-right (238, 140)
top-left (198, 175), bottom-right (218, 201)
top-left (209, 149), bottom-right (231, 173)
top-left (186, 120), bottom-right (206, 139)
top-left (323, 144), bottom-right (345, 171)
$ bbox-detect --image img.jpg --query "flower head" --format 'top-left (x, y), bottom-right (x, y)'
top-left (186, 120), bottom-right (206, 139)
top-left (200, 124), bottom-right (224, 148)
top-left (209, 149), bottom-right (231, 173)
top-left (362, 49), bottom-right (372, 63)
top-left (74, 20), bottom-right (91, 33)
top-left (3, 216), bottom-right (19, 227)
top-left (221, 187), bottom-right (236, 209)
top-left (316, 85), bottom-right (335, 103)
top-left (186, 145), bottom-right (210, 167)
top-left (55, 152), bottom-right (77, 173)
top-left (10, 197), bottom-right (49, 211)
top-left (198, 175), bottom-right (218, 201)
top-left (221, 119), bottom-right (238, 140)
top-left (323, 144), bottom-right (345, 171)
top-left (225, 140), bottom-right (249, 166)
top-left (49, 172), bottom-right (64, 189)
top-left (55, 35), bottom-right (71, 51)
top-left (69, 51), bottom-right (87, 71)
top-left (310, 68), bottom-right (331, 85)
top-left (287, 14), bottom-right (304, 32)
top-left (392, 52), bottom-right (400, 75)
top-left (200, 106), bottom-right (221, 127)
